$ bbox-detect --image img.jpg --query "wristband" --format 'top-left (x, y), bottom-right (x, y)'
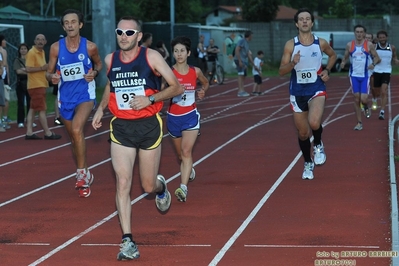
top-left (325, 68), bottom-right (330, 75)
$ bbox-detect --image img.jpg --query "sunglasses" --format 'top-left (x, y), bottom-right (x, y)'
top-left (115, 28), bottom-right (140, 37)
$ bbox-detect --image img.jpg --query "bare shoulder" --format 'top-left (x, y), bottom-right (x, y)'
top-left (104, 53), bottom-right (113, 65)
top-left (147, 48), bottom-right (164, 61)
top-left (87, 40), bottom-right (99, 54)
top-left (50, 41), bottom-right (60, 51)
top-left (283, 38), bottom-right (294, 52)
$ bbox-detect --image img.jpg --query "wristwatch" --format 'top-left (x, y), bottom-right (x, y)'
top-left (148, 95), bottom-right (155, 105)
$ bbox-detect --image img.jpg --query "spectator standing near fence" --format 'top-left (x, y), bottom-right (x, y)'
top-left (197, 35), bottom-right (207, 75)
top-left (234, 30), bottom-right (258, 97)
top-left (25, 34), bottom-right (62, 141)
top-left (0, 35), bottom-right (10, 129)
top-left (13, 43), bottom-right (30, 128)
top-left (206, 38), bottom-right (220, 84)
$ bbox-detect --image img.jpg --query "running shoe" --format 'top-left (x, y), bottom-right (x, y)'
top-left (175, 187), bottom-right (187, 202)
top-left (75, 170), bottom-right (94, 198)
top-left (54, 117), bottom-right (63, 125)
top-left (117, 237), bottom-right (140, 261)
top-left (302, 161), bottom-right (315, 180)
top-left (353, 122), bottom-right (363, 131)
top-left (155, 175), bottom-right (171, 212)
top-left (313, 142), bottom-right (326, 166)
top-left (237, 91), bottom-right (250, 97)
top-left (371, 100), bottom-right (378, 110)
top-left (364, 106), bottom-right (371, 118)
top-left (379, 111), bottom-right (385, 120)
top-left (2, 122), bottom-right (10, 129)
top-left (18, 123), bottom-right (24, 128)
top-left (189, 168), bottom-right (196, 182)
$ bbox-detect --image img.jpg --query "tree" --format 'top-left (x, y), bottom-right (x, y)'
top-left (333, 0), bottom-right (353, 18)
top-left (241, 0), bottom-right (280, 22)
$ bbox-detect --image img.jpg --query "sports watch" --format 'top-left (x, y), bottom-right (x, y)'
top-left (148, 95), bottom-right (155, 105)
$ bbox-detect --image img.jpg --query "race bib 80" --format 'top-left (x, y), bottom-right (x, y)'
top-left (296, 68), bottom-right (317, 84)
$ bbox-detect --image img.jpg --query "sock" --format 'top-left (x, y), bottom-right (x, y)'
top-left (180, 184), bottom-right (188, 193)
top-left (77, 168), bottom-right (86, 174)
top-left (298, 137), bottom-right (312, 162)
top-left (312, 125), bottom-right (323, 146)
top-left (122, 233), bottom-right (133, 242)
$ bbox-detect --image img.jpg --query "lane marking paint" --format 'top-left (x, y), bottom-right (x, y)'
top-left (81, 244), bottom-right (211, 247)
top-left (244, 244), bottom-right (380, 249)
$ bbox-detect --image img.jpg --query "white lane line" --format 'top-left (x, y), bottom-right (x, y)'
top-left (4, 243), bottom-right (50, 246)
top-left (244, 244), bottom-right (380, 249)
top-left (81, 244), bottom-right (211, 247)
top-left (208, 152), bottom-right (302, 266)
top-left (0, 130), bottom-right (109, 168)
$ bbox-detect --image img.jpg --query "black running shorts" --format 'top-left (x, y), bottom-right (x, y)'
top-left (110, 114), bottom-right (163, 149)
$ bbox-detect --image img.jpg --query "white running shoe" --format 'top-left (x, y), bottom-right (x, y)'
top-left (313, 142), bottom-right (326, 166)
top-left (117, 237), bottom-right (140, 260)
top-left (302, 162), bottom-right (315, 180)
top-left (155, 175), bottom-right (171, 212)
top-left (175, 187), bottom-right (187, 202)
top-left (189, 168), bottom-right (196, 182)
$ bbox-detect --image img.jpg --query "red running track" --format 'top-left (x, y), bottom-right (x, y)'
top-left (0, 75), bottom-right (397, 266)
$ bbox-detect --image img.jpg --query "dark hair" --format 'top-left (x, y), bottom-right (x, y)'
top-left (0, 35), bottom-right (5, 44)
top-left (257, 50), bottom-right (264, 55)
top-left (244, 30), bottom-right (252, 38)
top-left (171, 36), bottom-right (191, 53)
top-left (156, 40), bottom-right (164, 48)
top-left (294, 8), bottom-right (314, 23)
top-left (17, 43), bottom-right (29, 58)
top-left (142, 33), bottom-right (152, 43)
top-left (118, 16), bottom-right (142, 31)
top-left (61, 9), bottom-right (84, 26)
top-left (353, 24), bottom-right (366, 32)
top-left (377, 30), bottom-right (388, 38)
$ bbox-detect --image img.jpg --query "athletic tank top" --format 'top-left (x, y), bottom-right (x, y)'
top-left (108, 47), bottom-right (162, 119)
top-left (374, 42), bottom-right (392, 73)
top-left (57, 37), bottom-right (96, 103)
top-left (289, 35), bottom-right (325, 96)
top-left (349, 40), bottom-right (370, 78)
top-left (168, 66), bottom-right (197, 115)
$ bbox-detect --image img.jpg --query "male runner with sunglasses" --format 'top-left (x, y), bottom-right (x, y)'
top-left (47, 9), bottom-right (102, 198)
top-left (92, 16), bottom-right (183, 261)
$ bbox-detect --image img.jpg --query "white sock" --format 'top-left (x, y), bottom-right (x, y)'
top-left (180, 184), bottom-right (187, 193)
